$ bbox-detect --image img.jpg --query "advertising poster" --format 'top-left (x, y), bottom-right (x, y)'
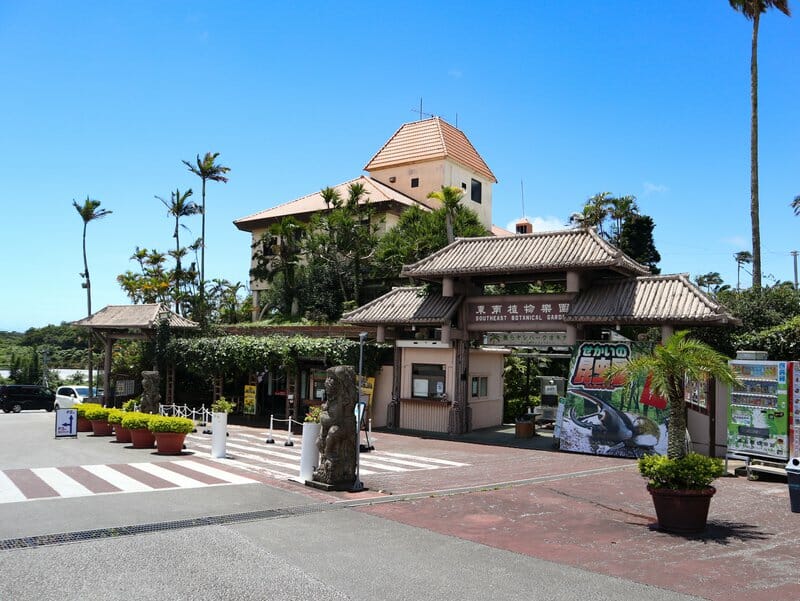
top-left (557, 341), bottom-right (669, 458)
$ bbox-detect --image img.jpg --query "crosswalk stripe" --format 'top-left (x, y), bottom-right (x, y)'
top-left (30, 467), bottom-right (93, 498)
top-left (129, 462), bottom-right (208, 489)
top-left (0, 471), bottom-right (27, 503)
top-left (172, 459), bottom-right (258, 485)
top-left (81, 464), bottom-right (152, 493)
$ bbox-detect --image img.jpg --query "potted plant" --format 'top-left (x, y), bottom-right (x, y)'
top-left (299, 405), bottom-right (322, 481)
top-left (148, 415), bottom-right (195, 455)
top-left (84, 405), bottom-right (113, 437)
top-left (121, 412), bottom-right (156, 449)
top-left (606, 330), bottom-right (739, 534)
top-left (74, 403), bottom-right (97, 432)
top-left (210, 397), bottom-right (234, 458)
top-left (107, 408), bottom-right (131, 443)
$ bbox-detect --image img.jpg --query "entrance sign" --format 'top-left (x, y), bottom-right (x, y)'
top-left (484, 331), bottom-right (568, 348)
top-left (557, 341), bottom-right (668, 458)
top-left (55, 408), bottom-right (78, 438)
top-left (466, 294), bottom-right (573, 331)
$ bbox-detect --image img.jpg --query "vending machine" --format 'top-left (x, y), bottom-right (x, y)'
top-left (728, 360), bottom-right (792, 461)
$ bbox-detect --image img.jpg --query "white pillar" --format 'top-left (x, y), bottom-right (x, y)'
top-left (661, 324), bottom-right (674, 342)
top-left (211, 412), bottom-right (228, 458)
top-left (442, 277), bottom-right (454, 297)
top-left (376, 325), bottom-right (385, 343)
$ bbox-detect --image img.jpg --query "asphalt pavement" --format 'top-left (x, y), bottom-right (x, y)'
top-left (1, 412), bottom-right (798, 600)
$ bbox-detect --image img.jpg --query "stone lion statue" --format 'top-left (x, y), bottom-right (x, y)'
top-left (313, 365), bottom-right (357, 487)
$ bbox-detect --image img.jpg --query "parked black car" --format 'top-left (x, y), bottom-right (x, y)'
top-left (0, 384), bottom-right (56, 413)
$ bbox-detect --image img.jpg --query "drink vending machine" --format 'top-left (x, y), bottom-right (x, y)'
top-left (727, 360), bottom-right (798, 461)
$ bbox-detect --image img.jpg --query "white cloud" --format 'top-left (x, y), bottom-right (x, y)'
top-left (448, 68), bottom-right (463, 79)
top-left (505, 215), bottom-right (570, 233)
top-left (643, 182), bottom-right (668, 195)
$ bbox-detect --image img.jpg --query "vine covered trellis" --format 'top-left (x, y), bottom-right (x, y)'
top-left (166, 334), bottom-right (389, 378)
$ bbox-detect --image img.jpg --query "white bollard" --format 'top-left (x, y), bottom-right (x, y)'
top-left (211, 411), bottom-right (228, 458)
top-left (285, 418), bottom-right (294, 447)
top-left (298, 421), bottom-right (321, 482)
top-left (265, 415), bottom-right (275, 444)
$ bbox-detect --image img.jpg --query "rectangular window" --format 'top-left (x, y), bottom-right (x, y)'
top-left (411, 177), bottom-right (419, 188)
top-left (411, 364), bottom-right (446, 400)
top-left (471, 376), bottom-right (488, 398)
top-left (471, 178), bottom-right (482, 203)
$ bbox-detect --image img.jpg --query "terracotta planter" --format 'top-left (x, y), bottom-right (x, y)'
top-left (647, 485), bottom-right (716, 534)
top-left (90, 419), bottom-right (114, 437)
top-left (129, 427), bottom-right (156, 449)
top-left (154, 432), bottom-right (187, 455)
top-left (77, 417), bottom-right (93, 432)
top-left (114, 425), bottom-right (132, 443)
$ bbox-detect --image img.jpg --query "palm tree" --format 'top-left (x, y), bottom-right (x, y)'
top-left (157, 188), bottom-right (198, 313)
top-left (607, 194), bottom-right (639, 244)
top-left (790, 194), bottom-right (800, 214)
top-left (734, 250), bottom-right (754, 290)
top-left (72, 197), bottom-right (112, 394)
top-left (427, 185), bottom-right (464, 244)
top-left (606, 331), bottom-right (738, 459)
top-left (728, 0), bottom-right (792, 289)
top-left (182, 152), bottom-right (230, 319)
top-left (694, 272), bottom-right (723, 294)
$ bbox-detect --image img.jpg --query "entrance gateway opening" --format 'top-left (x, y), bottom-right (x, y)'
top-left (342, 227), bottom-right (738, 458)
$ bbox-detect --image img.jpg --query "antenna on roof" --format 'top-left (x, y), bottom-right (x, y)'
top-left (411, 97), bottom-right (433, 121)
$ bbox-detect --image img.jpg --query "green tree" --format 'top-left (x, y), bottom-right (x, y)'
top-left (606, 331), bottom-right (738, 459)
top-left (427, 185), bottom-right (465, 244)
top-left (792, 194), bottom-right (800, 215)
top-left (251, 217), bottom-right (306, 318)
top-left (728, 0), bottom-right (792, 289)
top-left (734, 250), bottom-right (753, 290)
top-left (72, 197), bottom-right (112, 390)
top-left (618, 214), bottom-right (661, 273)
top-left (695, 272), bottom-right (724, 294)
top-left (157, 188), bottom-right (199, 313)
top-left (182, 152), bottom-right (230, 320)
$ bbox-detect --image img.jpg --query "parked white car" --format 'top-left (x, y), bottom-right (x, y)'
top-left (54, 386), bottom-right (101, 409)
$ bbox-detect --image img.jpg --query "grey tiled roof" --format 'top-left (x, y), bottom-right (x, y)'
top-left (341, 287), bottom-right (461, 325)
top-left (566, 274), bottom-right (739, 325)
top-left (400, 228), bottom-right (651, 279)
top-left (72, 304), bottom-right (199, 330)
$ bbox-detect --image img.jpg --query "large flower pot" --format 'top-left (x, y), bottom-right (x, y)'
top-left (77, 417), bottom-right (93, 432)
top-left (211, 412), bottom-right (228, 458)
top-left (129, 427), bottom-right (156, 449)
top-left (90, 419), bottom-right (114, 437)
top-left (154, 432), bottom-right (187, 455)
top-left (647, 485), bottom-right (716, 534)
top-left (299, 422), bottom-right (321, 482)
top-left (114, 426), bottom-right (132, 443)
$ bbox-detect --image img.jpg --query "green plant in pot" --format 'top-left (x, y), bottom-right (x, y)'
top-left (108, 409), bottom-right (131, 444)
top-left (121, 412), bottom-right (156, 449)
top-left (84, 405), bottom-right (113, 437)
top-left (148, 416), bottom-right (195, 455)
top-left (305, 405), bottom-right (322, 423)
top-left (74, 403), bottom-right (98, 432)
top-left (605, 330), bottom-right (739, 534)
top-left (211, 397), bottom-right (234, 414)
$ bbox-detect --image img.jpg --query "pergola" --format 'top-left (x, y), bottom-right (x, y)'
top-left (72, 303), bottom-right (198, 405)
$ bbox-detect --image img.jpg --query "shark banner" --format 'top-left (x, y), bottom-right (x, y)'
top-left (557, 341), bottom-right (668, 458)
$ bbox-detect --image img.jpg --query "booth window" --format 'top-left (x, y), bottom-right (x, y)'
top-left (471, 376), bottom-right (488, 398)
top-left (471, 178), bottom-right (482, 203)
top-left (411, 364), bottom-right (446, 399)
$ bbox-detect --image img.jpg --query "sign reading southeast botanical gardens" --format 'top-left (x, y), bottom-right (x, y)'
top-left (466, 294), bottom-right (572, 331)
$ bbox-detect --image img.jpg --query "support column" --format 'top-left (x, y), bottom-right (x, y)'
top-left (448, 339), bottom-right (471, 435)
top-left (102, 334), bottom-right (112, 406)
top-left (661, 324), bottom-right (674, 342)
top-left (442, 277), bottom-right (454, 297)
top-left (251, 289), bottom-right (260, 322)
top-left (376, 325), bottom-right (385, 343)
top-left (165, 364), bottom-right (175, 404)
top-left (387, 346), bottom-right (401, 429)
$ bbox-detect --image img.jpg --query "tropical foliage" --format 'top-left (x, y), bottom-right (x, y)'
top-left (147, 415), bottom-right (195, 434)
top-left (638, 453), bottom-right (725, 490)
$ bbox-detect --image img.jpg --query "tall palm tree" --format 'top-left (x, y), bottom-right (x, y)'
top-left (790, 194), bottom-right (800, 214)
top-left (157, 188), bottom-right (198, 313)
top-left (734, 250), bottom-right (753, 290)
top-left (427, 185), bottom-right (464, 244)
top-left (606, 331), bottom-right (738, 459)
top-left (608, 194), bottom-right (639, 244)
top-left (182, 152), bottom-right (230, 319)
top-left (728, 0), bottom-right (791, 289)
top-left (72, 197), bottom-right (112, 394)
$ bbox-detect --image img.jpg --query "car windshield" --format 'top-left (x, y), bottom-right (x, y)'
top-left (74, 387), bottom-right (96, 396)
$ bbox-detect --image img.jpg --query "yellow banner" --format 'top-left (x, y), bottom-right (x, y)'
top-left (244, 385), bottom-right (257, 415)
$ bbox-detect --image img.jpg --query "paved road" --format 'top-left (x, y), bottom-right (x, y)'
top-left (1, 412), bottom-right (796, 600)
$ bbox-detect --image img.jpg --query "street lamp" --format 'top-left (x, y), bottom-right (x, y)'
top-left (353, 332), bottom-right (368, 492)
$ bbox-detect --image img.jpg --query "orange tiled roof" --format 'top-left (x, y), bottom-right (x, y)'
top-left (364, 117), bottom-right (497, 183)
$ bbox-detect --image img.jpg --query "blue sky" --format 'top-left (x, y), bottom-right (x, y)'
top-left (0, 1), bottom-right (797, 332)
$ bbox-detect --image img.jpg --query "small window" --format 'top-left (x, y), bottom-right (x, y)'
top-left (471, 179), bottom-right (482, 203)
top-left (412, 363), bottom-right (446, 400)
top-left (471, 376), bottom-right (488, 398)
top-left (461, 182), bottom-right (467, 190)
top-left (411, 178), bottom-right (419, 188)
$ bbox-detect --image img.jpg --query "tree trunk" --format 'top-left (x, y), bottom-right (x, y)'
top-left (750, 13), bottom-right (761, 289)
top-left (667, 379), bottom-right (687, 459)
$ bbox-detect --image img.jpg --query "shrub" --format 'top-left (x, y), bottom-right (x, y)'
top-left (305, 405), bottom-right (322, 423)
top-left (121, 399), bottom-right (138, 412)
top-left (121, 412), bottom-right (153, 430)
top-left (74, 403), bottom-right (100, 419)
top-left (504, 396), bottom-right (539, 423)
top-left (638, 453), bottom-right (725, 490)
top-left (84, 405), bottom-right (111, 421)
top-left (147, 415), bottom-right (195, 434)
top-left (211, 397), bottom-right (235, 414)
top-left (107, 409), bottom-right (125, 425)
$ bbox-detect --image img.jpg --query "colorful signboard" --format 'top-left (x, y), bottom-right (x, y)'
top-left (557, 341), bottom-right (669, 458)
